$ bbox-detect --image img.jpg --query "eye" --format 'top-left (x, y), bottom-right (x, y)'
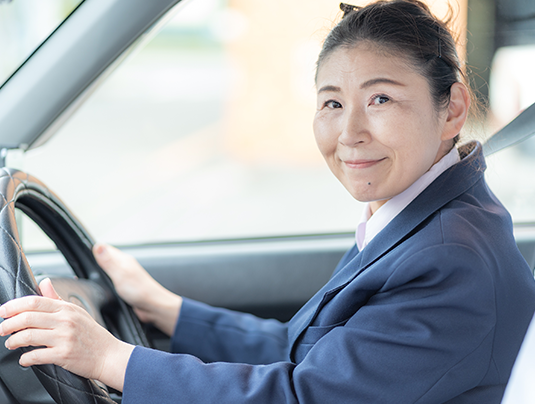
top-left (323, 100), bottom-right (342, 109)
top-left (370, 95), bottom-right (390, 106)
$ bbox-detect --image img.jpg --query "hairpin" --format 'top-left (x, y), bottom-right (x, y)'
top-left (436, 24), bottom-right (444, 58)
top-left (340, 3), bottom-right (360, 18)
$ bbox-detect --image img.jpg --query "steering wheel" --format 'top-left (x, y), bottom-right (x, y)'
top-left (0, 169), bottom-right (151, 403)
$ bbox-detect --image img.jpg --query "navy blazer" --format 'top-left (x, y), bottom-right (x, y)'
top-left (123, 142), bottom-right (535, 404)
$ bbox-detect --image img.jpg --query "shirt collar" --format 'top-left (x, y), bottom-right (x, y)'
top-left (356, 146), bottom-right (461, 251)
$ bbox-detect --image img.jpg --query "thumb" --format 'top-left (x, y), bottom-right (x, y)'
top-left (38, 278), bottom-right (62, 300)
top-left (93, 242), bottom-right (110, 262)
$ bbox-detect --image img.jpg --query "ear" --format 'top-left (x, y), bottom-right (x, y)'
top-left (441, 82), bottom-right (470, 141)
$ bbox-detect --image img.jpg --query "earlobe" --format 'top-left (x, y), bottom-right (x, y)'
top-left (442, 82), bottom-right (470, 141)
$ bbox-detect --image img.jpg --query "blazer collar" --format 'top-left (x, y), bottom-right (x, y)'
top-left (357, 141), bottom-right (485, 272)
top-left (288, 142), bottom-right (485, 355)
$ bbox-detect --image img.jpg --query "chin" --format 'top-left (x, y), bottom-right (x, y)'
top-left (347, 188), bottom-right (376, 203)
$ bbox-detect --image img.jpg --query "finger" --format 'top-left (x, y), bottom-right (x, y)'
top-left (0, 311), bottom-right (59, 336)
top-left (93, 243), bottom-right (125, 282)
top-left (19, 348), bottom-right (47, 367)
top-left (5, 328), bottom-right (57, 351)
top-left (93, 242), bottom-right (113, 267)
top-left (93, 243), bottom-right (137, 273)
top-left (19, 347), bottom-right (65, 368)
top-left (0, 296), bottom-right (63, 320)
top-left (93, 243), bottom-right (121, 286)
top-left (92, 242), bottom-right (105, 257)
top-left (38, 278), bottom-right (62, 301)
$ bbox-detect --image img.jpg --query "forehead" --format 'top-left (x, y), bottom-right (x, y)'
top-left (316, 43), bottom-right (426, 89)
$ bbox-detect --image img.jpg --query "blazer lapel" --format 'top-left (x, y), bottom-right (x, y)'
top-left (288, 142), bottom-right (486, 356)
top-left (359, 141), bottom-right (485, 271)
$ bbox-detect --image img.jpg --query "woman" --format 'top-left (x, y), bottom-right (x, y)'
top-left (1, 1), bottom-right (534, 402)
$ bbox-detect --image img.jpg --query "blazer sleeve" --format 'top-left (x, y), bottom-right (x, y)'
top-left (170, 297), bottom-right (289, 364)
top-left (122, 245), bottom-right (499, 404)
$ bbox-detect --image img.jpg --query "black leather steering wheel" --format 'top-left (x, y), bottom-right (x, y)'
top-left (0, 168), bottom-right (151, 403)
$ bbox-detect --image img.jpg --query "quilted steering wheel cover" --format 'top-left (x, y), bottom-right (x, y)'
top-left (0, 168), bottom-right (115, 404)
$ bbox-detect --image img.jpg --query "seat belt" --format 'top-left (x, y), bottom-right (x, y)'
top-left (483, 102), bottom-right (535, 156)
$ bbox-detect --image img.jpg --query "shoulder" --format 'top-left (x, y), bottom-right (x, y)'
top-left (382, 241), bottom-right (493, 291)
top-left (379, 201), bottom-right (501, 293)
top-left (402, 170), bottom-right (515, 266)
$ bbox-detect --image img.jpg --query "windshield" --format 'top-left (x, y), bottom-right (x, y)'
top-left (0, 0), bottom-right (84, 88)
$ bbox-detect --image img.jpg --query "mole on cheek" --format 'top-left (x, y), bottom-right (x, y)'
top-left (368, 182), bottom-right (371, 185)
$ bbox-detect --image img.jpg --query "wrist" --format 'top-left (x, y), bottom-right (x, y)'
top-left (98, 340), bottom-right (135, 392)
top-left (150, 292), bottom-right (182, 337)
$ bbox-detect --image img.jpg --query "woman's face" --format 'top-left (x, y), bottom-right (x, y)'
top-left (314, 44), bottom-right (454, 213)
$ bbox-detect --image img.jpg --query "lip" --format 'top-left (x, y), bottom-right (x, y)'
top-left (342, 158), bottom-right (386, 169)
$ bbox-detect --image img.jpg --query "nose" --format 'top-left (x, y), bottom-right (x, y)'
top-left (338, 107), bottom-right (370, 147)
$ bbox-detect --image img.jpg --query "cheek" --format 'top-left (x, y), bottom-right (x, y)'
top-left (313, 115), bottom-right (336, 158)
top-left (389, 132), bottom-right (443, 179)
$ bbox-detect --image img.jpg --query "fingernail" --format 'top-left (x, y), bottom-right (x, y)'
top-left (96, 244), bottom-right (108, 257)
top-left (4, 339), bottom-right (10, 349)
top-left (0, 306), bottom-right (6, 318)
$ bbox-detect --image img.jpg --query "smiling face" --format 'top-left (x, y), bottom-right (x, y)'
top-left (314, 43), bottom-right (457, 214)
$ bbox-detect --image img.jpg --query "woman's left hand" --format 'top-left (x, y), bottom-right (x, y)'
top-left (0, 278), bottom-right (134, 392)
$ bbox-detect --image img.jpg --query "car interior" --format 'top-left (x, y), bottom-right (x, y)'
top-left (0, 0), bottom-right (534, 402)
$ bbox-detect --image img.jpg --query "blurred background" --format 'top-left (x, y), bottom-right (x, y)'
top-left (1, 0), bottom-right (534, 250)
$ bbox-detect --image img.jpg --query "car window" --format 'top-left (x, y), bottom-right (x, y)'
top-left (9, 0), bottom-right (535, 251)
top-left (15, 208), bottom-right (76, 280)
top-left (0, 0), bottom-right (83, 87)
top-left (485, 141), bottom-right (535, 224)
top-left (19, 0), bottom-right (361, 250)
top-left (16, 208), bottom-right (57, 252)
top-left (466, 0), bottom-right (535, 226)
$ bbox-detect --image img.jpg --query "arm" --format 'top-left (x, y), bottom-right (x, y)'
top-left (0, 245), bottom-right (507, 403)
top-left (0, 244), bottom-right (287, 392)
top-left (121, 245), bottom-right (502, 404)
top-left (93, 243), bottom-right (182, 337)
top-left (0, 278), bottom-right (134, 392)
top-left (95, 243), bottom-right (288, 364)
top-left (172, 297), bottom-right (288, 364)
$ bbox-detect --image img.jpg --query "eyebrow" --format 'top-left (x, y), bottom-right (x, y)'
top-left (360, 78), bottom-right (405, 89)
top-left (317, 85), bottom-right (341, 94)
top-left (317, 78), bottom-right (405, 94)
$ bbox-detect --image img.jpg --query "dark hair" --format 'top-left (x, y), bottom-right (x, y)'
top-left (317, 0), bottom-right (469, 142)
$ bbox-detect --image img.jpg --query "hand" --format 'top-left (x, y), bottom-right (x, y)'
top-left (93, 243), bottom-right (182, 336)
top-left (0, 278), bottom-right (134, 392)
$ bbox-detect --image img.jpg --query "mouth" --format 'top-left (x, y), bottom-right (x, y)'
top-left (342, 158), bottom-right (386, 169)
